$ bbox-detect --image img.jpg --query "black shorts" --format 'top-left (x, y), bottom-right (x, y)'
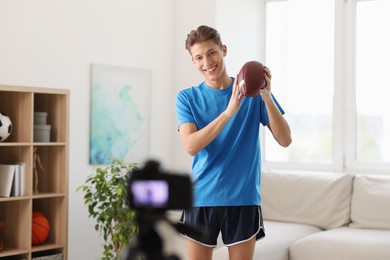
top-left (179, 206), bottom-right (265, 247)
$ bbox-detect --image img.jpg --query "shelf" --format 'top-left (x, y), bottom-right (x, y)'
top-left (0, 85), bottom-right (69, 260)
top-left (33, 197), bottom-right (67, 246)
top-left (34, 93), bottom-right (67, 143)
top-left (0, 196), bottom-right (30, 203)
top-left (0, 90), bottom-right (32, 143)
top-left (31, 243), bottom-right (64, 253)
top-left (0, 200), bottom-right (31, 252)
top-left (32, 193), bottom-right (66, 199)
top-left (0, 248), bottom-right (29, 258)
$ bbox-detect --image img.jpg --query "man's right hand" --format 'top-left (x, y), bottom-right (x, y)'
top-left (223, 75), bottom-right (244, 119)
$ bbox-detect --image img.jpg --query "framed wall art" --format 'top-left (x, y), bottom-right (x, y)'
top-left (89, 63), bottom-right (151, 165)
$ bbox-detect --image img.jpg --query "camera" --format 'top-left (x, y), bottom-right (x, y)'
top-left (128, 160), bottom-right (192, 212)
top-left (125, 160), bottom-right (202, 260)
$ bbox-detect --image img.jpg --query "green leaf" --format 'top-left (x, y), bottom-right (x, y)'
top-left (76, 157), bottom-right (138, 259)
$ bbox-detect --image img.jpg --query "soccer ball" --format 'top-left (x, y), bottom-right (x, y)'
top-left (0, 112), bottom-right (12, 142)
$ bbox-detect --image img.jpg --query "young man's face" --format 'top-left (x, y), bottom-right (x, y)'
top-left (190, 40), bottom-right (227, 84)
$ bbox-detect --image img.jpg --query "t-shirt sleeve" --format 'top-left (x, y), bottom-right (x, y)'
top-left (176, 91), bottom-right (194, 130)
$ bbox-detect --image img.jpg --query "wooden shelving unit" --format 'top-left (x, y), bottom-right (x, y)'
top-left (0, 85), bottom-right (69, 260)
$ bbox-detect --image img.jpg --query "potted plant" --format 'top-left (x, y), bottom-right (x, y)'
top-left (77, 158), bottom-right (138, 260)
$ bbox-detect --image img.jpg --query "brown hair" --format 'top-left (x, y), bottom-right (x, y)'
top-left (185, 25), bottom-right (223, 52)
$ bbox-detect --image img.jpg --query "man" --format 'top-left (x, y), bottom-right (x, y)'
top-left (176, 25), bottom-right (291, 260)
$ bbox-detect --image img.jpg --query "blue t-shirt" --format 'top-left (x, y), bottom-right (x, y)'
top-left (176, 79), bottom-right (284, 207)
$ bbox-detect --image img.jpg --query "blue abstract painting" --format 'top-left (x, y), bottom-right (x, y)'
top-left (90, 64), bottom-right (151, 165)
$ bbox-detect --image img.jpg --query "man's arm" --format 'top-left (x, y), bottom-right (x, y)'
top-left (178, 113), bottom-right (231, 156)
top-left (178, 77), bottom-right (244, 156)
top-left (261, 76), bottom-right (292, 147)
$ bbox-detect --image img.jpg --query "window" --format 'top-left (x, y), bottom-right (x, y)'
top-left (355, 0), bottom-right (390, 163)
top-left (262, 0), bottom-right (390, 173)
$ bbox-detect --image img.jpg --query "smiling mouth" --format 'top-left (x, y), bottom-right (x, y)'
top-left (204, 65), bottom-right (217, 73)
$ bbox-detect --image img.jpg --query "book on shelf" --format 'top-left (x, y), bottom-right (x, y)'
top-left (11, 162), bottom-right (26, 196)
top-left (11, 163), bottom-right (20, 196)
top-left (0, 164), bottom-right (15, 197)
top-left (0, 163), bottom-right (26, 197)
top-left (19, 162), bottom-right (26, 196)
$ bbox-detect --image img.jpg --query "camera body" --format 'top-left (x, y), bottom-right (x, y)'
top-left (127, 160), bottom-right (192, 212)
top-left (125, 160), bottom-right (195, 260)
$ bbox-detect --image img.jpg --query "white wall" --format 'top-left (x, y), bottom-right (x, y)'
top-left (172, 0), bottom-right (218, 172)
top-left (0, 1), bottom-right (176, 259)
top-left (0, 0), bottom-right (262, 258)
top-left (216, 0), bottom-right (264, 74)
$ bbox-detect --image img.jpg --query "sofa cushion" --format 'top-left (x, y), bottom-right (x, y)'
top-left (213, 220), bottom-right (321, 260)
top-left (350, 174), bottom-right (390, 230)
top-left (261, 170), bottom-right (353, 229)
top-left (290, 227), bottom-right (390, 260)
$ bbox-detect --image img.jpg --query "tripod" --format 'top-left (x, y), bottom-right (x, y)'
top-left (125, 212), bottom-right (203, 260)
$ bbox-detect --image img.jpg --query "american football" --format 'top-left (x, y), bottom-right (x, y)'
top-left (237, 61), bottom-right (267, 97)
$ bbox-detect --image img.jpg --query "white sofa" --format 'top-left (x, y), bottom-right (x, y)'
top-left (213, 170), bottom-right (390, 260)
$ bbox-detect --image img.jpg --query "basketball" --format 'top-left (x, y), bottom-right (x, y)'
top-left (32, 211), bottom-right (50, 245)
top-left (237, 61), bottom-right (267, 97)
